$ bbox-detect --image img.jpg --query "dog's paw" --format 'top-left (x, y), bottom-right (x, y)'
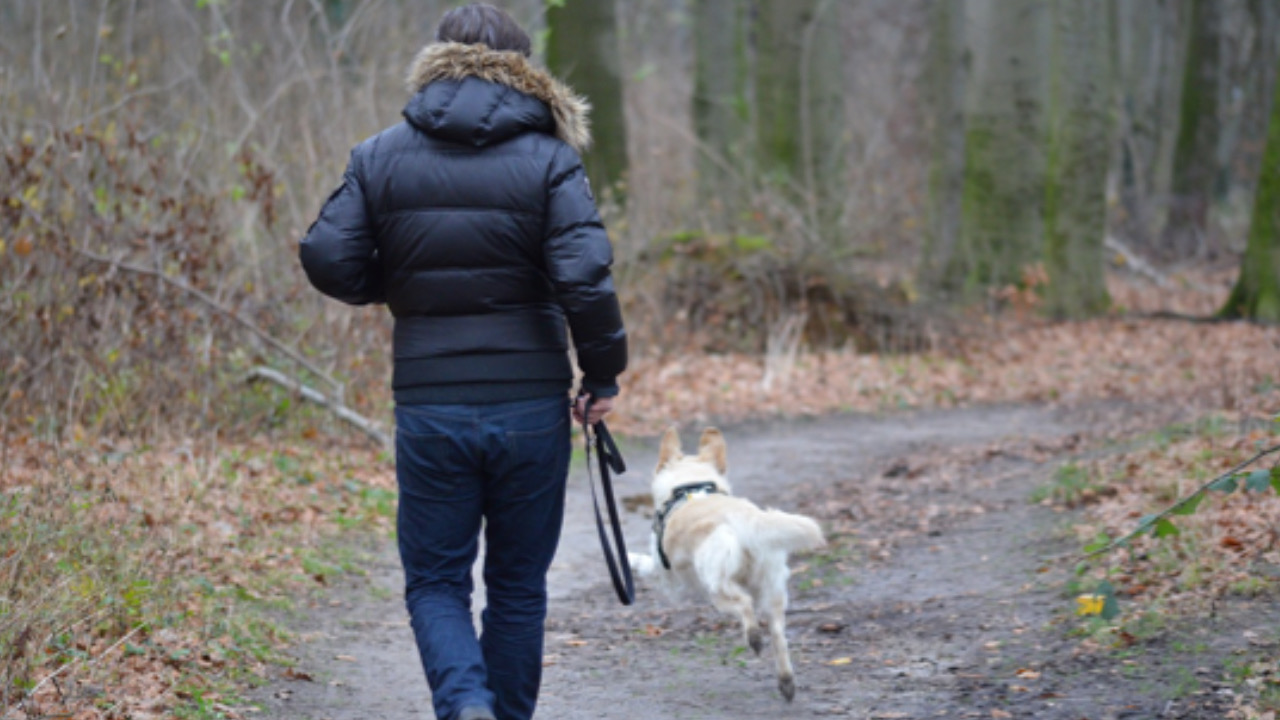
top-left (748, 627), bottom-right (763, 655)
top-left (628, 552), bottom-right (655, 576)
top-left (778, 674), bottom-right (795, 702)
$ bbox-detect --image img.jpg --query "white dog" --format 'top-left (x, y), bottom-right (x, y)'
top-left (628, 427), bottom-right (826, 701)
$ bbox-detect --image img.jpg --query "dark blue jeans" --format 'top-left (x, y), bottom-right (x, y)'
top-left (395, 395), bottom-right (571, 720)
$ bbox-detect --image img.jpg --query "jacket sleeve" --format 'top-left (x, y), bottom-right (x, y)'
top-left (544, 145), bottom-right (628, 397)
top-left (298, 147), bottom-right (384, 305)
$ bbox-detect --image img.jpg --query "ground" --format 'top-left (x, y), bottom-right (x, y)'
top-left (250, 403), bottom-right (1279, 719)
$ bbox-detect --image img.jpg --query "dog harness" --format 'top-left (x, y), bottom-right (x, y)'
top-left (653, 481), bottom-right (725, 570)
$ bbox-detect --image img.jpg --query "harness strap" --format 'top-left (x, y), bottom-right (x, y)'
top-left (582, 398), bottom-right (634, 605)
top-left (653, 481), bottom-right (724, 570)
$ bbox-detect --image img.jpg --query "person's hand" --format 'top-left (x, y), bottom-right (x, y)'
top-left (573, 393), bottom-right (615, 425)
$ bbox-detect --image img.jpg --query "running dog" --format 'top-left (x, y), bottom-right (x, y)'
top-left (628, 427), bottom-right (826, 701)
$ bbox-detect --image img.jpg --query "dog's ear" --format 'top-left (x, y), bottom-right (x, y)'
top-left (696, 428), bottom-right (728, 475)
top-left (657, 426), bottom-right (682, 470)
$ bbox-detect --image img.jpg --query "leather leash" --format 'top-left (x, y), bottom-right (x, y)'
top-left (580, 397), bottom-right (634, 605)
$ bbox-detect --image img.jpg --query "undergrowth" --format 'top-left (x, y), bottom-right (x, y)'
top-left (0, 436), bottom-right (395, 719)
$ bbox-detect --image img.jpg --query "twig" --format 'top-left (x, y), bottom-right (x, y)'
top-left (18, 203), bottom-right (345, 397)
top-left (1104, 235), bottom-right (1170, 287)
top-left (3, 625), bottom-right (145, 719)
top-left (74, 245), bottom-right (345, 397)
top-left (245, 366), bottom-right (390, 450)
top-left (1084, 442), bottom-right (1280, 559)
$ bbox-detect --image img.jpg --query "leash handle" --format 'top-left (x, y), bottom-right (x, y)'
top-left (581, 395), bottom-right (634, 606)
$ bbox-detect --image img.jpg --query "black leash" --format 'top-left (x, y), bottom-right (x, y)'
top-left (581, 397), bottom-right (634, 605)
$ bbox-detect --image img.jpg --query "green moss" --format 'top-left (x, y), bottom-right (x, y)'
top-left (1221, 55), bottom-right (1280, 321)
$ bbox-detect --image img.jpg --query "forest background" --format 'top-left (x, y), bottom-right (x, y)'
top-left (3, 0), bottom-right (1280, 718)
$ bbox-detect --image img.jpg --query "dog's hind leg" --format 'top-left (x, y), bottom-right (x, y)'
top-left (696, 530), bottom-right (762, 654)
top-left (712, 584), bottom-right (761, 655)
top-left (762, 565), bottom-right (796, 701)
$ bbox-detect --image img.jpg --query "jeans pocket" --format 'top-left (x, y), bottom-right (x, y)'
top-left (396, 429), bottom-right (465, 500)
top-left (502, 413), bottom-right (570, 492)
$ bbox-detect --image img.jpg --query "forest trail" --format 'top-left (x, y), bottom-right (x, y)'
top-left (251, 403), bottom-right (1271, 719)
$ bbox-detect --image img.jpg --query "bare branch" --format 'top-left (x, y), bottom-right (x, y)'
top-left (245, 366), bottom-right (390, 450)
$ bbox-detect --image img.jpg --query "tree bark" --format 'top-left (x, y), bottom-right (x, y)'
top-left (1115, 0), bottom-right (1189, 249)
top-left (752, 0), bottom-right (846, 245)
top-left (949, 0), bottom-right (1049, 295)
top-left (1043, 0), bottom-right (1113, 318)
top-left (1164, 0), bottom-right (1222, 258)
top-left (918, 0), bottom-right (969, 296)
top-left (546, 0), bottom-right (628, 197)
top-left (1221, 56), bottom-right (1280, 321)
top-left (692, 0), bottom-right (751, 222)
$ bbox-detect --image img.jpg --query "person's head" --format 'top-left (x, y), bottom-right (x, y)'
top-left (435, 3), bottom-right (532, 57)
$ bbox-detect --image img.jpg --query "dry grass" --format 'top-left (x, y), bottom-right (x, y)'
top-left (0, 435), bottom-right (393, 719)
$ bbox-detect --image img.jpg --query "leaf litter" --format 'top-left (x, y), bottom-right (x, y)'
top-left (5, 273), bottom-right (1280, 717)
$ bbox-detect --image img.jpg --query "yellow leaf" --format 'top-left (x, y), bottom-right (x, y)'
top-left (1076, 594), bottom-right (1105, 616)
top-left (827, 657), bottom-right (853, 666)
top-left (0, 238), bottom-right (5, 256)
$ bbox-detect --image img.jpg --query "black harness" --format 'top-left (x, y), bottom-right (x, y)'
top-left (653, 481), bottom-right (725, 570)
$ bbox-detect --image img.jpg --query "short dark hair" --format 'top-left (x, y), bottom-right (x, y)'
top-left (435, 3), bottom-right (532, 57)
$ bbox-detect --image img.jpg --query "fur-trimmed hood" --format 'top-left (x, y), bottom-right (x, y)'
top-left (405, 42), bottom-right (591, 154)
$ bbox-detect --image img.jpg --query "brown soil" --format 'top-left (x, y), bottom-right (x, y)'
top-left (250, 403), bottom-right (1279, 719)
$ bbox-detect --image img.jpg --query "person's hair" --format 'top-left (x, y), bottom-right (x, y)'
top-left (435, 3), bottom-right (532, 57)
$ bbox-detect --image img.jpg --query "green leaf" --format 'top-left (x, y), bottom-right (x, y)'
top-left (1097, 581), bottom-right (1120, 621)
top-left (1245, 469), bottom-right (1272, 493)
top-left (1209, 475), bottom-right (1238, 493)
top-left (1083, 531), bottom-right (1112, 554)
top-left (1083, 539), bottom-right (1110, 554)
top-left (1154, 518), bottom-right (1180, 538)
top-left (1134, 514), bottom-right (1158, 535)
top-left (1171, 492), bottom-right (1205, 516)
top-left (1271, 466), bottom-right (1280, 494)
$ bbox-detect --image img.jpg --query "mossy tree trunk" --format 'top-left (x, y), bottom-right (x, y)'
top-left (918, 0), bottom-right (970, 297)
top-left (692, 0), bottom-right (751, 224)
top-left (753, 0), bottom-right (846, 245)
top-left (1042, 0), bottom-right (1113, 318)
top-left (949, 0), bottom-right (1049, 296)
top-left (1163, 0), bottom-right (1221, 258)
top-left (546, 0), bottom-right (627, 197)
top-left (1221, 57), bottom-right (1280, 321)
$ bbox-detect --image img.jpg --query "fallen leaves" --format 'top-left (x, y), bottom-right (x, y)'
top-left (0, 436), bottom-right (393, 720)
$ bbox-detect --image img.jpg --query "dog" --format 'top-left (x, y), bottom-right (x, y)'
top-left (628, 426), bottom-right (826, 701)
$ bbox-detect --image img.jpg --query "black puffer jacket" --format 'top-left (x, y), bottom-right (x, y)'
top-left (300, 43), bottom-right (627, 404)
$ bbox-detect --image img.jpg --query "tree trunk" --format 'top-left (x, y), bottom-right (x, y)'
top-left (753, 0), bottom-right (846, 245)
top-left (1115, 0), bottom-right (1189, 249)
top-left (1221, 57), bottom-right (1280, 321)
top-left (546, 0), bottom-right (628, 197)
top-left (692, 0), bottom-right (751, 222)
top-left (918, 0), bottom-right (969, 296)
top-left (1164, 0), bottom-right (1221, 258)
top-left (949, 0), bottom-right (1049, 295)
top-left (1043, 0), bottom-right (1113, 318)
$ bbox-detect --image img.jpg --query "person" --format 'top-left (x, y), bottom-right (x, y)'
top-left (297, 4), bottom-right (627, 719)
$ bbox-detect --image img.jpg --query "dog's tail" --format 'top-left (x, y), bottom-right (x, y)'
top-left (753, 509), bottom-right (826, 554)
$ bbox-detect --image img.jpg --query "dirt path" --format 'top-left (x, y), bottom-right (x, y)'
top-left (251, 404), bottom-right (1275, 719)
